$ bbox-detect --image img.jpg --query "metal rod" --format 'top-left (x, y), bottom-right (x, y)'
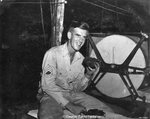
top-left (148, 34), bottom-right (150, 67)
top-left (95, 72), bottom-right (106, 85)
top-left (119, 74), bottom-right (136, 100)
top-left (40, 0), bottom-right (46, 46)
top-left (88, 35), bottom-right (105, 63)
top-left (122, 36), bottom-right (146, 67)
top-left (2, 1), bottom-right (67, 4)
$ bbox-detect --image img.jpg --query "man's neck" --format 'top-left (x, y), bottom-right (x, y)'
top-left (70, 53), bottom-right (75, 64)
top-left (67, 41), bottom-right (76, 64)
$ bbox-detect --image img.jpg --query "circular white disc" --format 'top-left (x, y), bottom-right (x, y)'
top-left (90, 35), bottom-right (146, 98)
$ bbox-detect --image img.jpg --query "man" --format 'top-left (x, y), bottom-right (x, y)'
top-left (37, 21), bottom-right (131, 119)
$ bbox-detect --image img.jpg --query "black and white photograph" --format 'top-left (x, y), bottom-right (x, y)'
top-left (0, 0), bottom-right (150, 119)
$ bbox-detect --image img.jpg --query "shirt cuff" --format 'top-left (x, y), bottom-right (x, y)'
top-left (43, 88), bottom-right (69, 107)
top-left (50, 92), bottom-right (69, 107)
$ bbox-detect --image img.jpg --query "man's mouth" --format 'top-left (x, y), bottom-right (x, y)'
top-left (76, 42), bottom-right (82, 46)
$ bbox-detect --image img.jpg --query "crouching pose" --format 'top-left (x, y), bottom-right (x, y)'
top-left (37, 21), bottom-right (131, 119)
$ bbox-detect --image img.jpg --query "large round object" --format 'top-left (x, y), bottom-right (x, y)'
top-left (90, 35), bottom-right (146, 98)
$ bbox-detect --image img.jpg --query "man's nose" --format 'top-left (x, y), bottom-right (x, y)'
top-left (79, 36), bottom-right (85, 42)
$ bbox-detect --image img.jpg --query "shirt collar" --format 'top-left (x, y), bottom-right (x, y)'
top-left (62, 42), bottom-right (82, 62)
top-left (62, 42), bottom-right (69, 56)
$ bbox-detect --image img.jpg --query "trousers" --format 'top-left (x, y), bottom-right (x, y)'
top-left (38, 94), bottom-right (63, 119)
top-left (37, 91), bottom-right (130, 119)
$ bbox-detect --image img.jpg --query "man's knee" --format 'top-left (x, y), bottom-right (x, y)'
top-left (38, 112), bottom-right (53, 119)
top-left (38, 106), bottom-right (63, 119)
top-left (38, 95), bottom-right (63, 119)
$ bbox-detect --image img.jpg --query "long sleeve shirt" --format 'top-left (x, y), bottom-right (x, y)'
top-left (41, 42), bottom-right (89, 107)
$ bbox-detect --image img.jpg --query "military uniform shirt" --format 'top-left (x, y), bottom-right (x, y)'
top-left (41, 42), bottom-right (89, 107)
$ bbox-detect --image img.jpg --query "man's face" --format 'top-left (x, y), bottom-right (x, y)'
top-left (69, 28), bottom-right (88, 51)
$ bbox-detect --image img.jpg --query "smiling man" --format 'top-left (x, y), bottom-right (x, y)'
top-left (37, 21), bottom-right (128, 119)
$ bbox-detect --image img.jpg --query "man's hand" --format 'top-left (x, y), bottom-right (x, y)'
top-left (85, 62), bottom-right (100, 79)
top-left (82, 57), bottom-right (100, 79)
top-left (65, 102), bottom-right (86, 115)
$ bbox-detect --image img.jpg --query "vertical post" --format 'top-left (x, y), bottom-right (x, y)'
top-left (0, 3), bottom-right (3, 118)
top-left (55, 0), bottom-right (66, 46)
top-left (50, 0), bottom-right (66, 47)
top-left (148, 34), bottom-right (150, 68)
top-left (0, 4), bottom-right (2, 118)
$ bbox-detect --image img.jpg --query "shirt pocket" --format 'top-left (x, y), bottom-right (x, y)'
top-left (68, 72), bottom-right (85, 92)
top-left (55, 69), bottom-right (69, 89)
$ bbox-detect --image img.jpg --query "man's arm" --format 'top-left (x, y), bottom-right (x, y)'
top-left (80, 60), bottom-right (100, 91)
top-left (41, 50), bottom-right (69, 107)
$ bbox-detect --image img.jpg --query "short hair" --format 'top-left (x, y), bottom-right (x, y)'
top-left (69, 20), bottom-right (89, 31)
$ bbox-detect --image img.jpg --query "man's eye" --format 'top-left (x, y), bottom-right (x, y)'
top-left (75, 34), bottom-right (80, 37)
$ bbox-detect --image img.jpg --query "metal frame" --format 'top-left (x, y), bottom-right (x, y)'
top-left (87, 33), bottom-right (150, 102)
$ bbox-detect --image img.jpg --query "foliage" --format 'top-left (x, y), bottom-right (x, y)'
top-left (64, 0), bottom-right (150, 34)
top-left (1, 0), bottom-right (51, 104)
top-left (1, 0), bottom-right (150, 105)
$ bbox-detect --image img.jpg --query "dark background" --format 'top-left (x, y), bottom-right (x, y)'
top-left (0, 0), bottom-right (150, 118)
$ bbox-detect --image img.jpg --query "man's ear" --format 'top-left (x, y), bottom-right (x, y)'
top-left (67, 31), bottom-right (72, 40)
